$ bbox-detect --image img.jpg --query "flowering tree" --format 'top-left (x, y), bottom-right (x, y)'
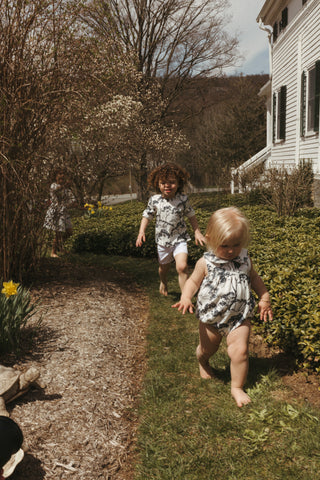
top-left (57, 68), bottom-right (189, 202)
top-left (82, 0), bottom-right (239, 199)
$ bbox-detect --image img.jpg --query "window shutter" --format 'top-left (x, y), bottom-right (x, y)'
top-left (314, 60), bottom-right (320, 132)
top-left (280, 7), bottom-right (288, 30)
top-left (273, 92), bottom-right (277, 142)
top-left (273, 22), bottom-right (278, 41)
top-left (279, 85), bottom-right (287, 140)
top-left (300, 71), bottom-right (306, 136)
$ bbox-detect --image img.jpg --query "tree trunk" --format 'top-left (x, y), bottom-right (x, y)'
top-left (135, 152), bottom-right (149, 202)
top-left (97, 176), bottom-right (106, 201)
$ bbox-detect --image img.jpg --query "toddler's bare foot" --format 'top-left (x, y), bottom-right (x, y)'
top-left (196, 346), bottom-right (214, 379)
top-left (50, 253), bottom-right (59, 258)
top-left (198, 361), bottom-right (215, 379)
top-left (159, 281), bottom-right (168, 296)
top-left (231, 387), bottom-right (251, 407)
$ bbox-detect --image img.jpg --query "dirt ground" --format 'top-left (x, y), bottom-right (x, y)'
top-left (2, 257), bottom-right (320, 479)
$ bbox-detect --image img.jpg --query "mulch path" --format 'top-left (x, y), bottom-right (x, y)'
top-left (2, 258), bottom-right (148, 480)
top-left (1, 257), bottom-right (320, 479)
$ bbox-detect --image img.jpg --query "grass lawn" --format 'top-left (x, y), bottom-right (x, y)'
top-left (73, 253), bottom-right (320, 480)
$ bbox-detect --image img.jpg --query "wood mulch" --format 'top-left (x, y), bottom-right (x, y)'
top-left (1, 257), bottom-right (320, 479)
top-left (2, 258), bottom-right (148, 480)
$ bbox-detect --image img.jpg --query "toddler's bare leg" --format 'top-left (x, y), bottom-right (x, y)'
top-left (51, 232), bottom-right (60, 257)
top-left (159, 262), bottom-right (170, 296)
top-left (227, 320), bottom-right (251, 407)
top-left (174, 252), bottom-right (188, 293)
top-left (197, 322), bottom-right (222, 379)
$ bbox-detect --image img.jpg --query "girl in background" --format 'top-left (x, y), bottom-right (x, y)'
top-left (44, 168), bottom-right (75, 257)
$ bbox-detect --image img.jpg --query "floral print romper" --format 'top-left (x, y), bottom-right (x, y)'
top-left (196, 249), bottom-right (255, 335)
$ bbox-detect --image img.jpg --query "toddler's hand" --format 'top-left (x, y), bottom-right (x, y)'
top-left (136, 233), bottom-right (146, 247)
top-left (195, 231), bottom-right (206, 247)
top-left (172, 298), bottom-right (194, 314)
top-left (258, 299), bottom-right (273, 322)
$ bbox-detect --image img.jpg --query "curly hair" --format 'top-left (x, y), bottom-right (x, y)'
top-left (147, 163), bottom-right (190, 193)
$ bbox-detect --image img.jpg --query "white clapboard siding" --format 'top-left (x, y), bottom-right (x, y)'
top-left (233, 0), bottom-right (320, 182)
top-left (268, 0), bottom-right (320, 171)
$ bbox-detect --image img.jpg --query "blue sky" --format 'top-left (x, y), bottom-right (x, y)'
top-left (224, 0), bottom-right (270, 76)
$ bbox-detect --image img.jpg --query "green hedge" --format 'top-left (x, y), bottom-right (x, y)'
top-left (68, 195), bottom-right (320, 373)
top-left (246, 205), bottom-right (320, 373)
top-left (68, 202), bottom-right (156, 258)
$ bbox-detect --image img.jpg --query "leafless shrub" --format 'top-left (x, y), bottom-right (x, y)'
top-left (0, 0), bottom-right (89, 279)
top-left (263, 161), bottom-right (313, 216)
top-left (237, 163), bottom-right (266, 192)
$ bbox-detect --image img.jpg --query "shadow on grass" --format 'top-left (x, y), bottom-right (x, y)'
top-left (248, 350), bottom-right (297, 388)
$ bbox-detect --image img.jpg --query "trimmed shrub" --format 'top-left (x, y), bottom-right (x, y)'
top-left (68, 194), bottom-right (320, 373)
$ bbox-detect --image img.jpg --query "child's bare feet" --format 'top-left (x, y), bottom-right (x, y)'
top-left (159, 281), bottom-right (168, 296)
top-left (198, 361), bottom-right (215, 379)
top-left (196, 346), bottom-right (214, 379)
top-left (231, 387), bottom-right (251, 407)
top-left (50, 253), bottom-right (59, 258)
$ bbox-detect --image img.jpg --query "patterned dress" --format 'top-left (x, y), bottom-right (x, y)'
top-left (196, 249), bottom-right (255, 335)
top-left (142, 193), bottom-right (195, 247)
top-left (43, 183), bottom-right (75, 232)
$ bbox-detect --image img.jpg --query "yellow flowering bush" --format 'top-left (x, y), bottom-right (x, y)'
top-left (0, 280), bottom-right (38, 351)
top-left (84, 202), bottom-right (113, 218)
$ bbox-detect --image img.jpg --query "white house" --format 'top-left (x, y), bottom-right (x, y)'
top-left (232, 0), bottom-right (320, 205)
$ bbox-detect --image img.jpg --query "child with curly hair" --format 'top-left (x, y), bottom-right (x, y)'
top-left (136, 163), bottom-right (206, 295)
top-left (172, 207), bottom-right (273, 407)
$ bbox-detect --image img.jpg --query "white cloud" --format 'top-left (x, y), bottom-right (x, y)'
top-left (225, 0), bottom-right (270, 75)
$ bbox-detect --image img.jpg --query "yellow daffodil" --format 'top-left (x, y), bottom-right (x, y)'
top-left (2, 280), bottom-right (19, 298)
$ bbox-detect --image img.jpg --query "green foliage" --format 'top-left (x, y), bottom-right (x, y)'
top-left (0, 282), bottom-right (38, 351)
top-left (68, 202), bottom-right (156, 258)
top-left (247, 206), bottom-right (320, 373)
top-left (69, 193), bottom-right (320, 373)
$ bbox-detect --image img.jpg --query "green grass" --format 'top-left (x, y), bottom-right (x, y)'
top-left (68, 252), bottom-right (320, 480)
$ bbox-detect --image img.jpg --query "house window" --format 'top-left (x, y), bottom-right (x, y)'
top-left (273, 86), bottom-right (287, 142)
top-left (301, 61), bottom-right (320, 135)
top-left (273, 7), bottom-right (288, 42)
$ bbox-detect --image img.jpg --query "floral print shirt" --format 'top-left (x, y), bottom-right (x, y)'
top-left (142, 193), bottom-right (195, 247)
top-left (196, 249), bottom-right (255, 334)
